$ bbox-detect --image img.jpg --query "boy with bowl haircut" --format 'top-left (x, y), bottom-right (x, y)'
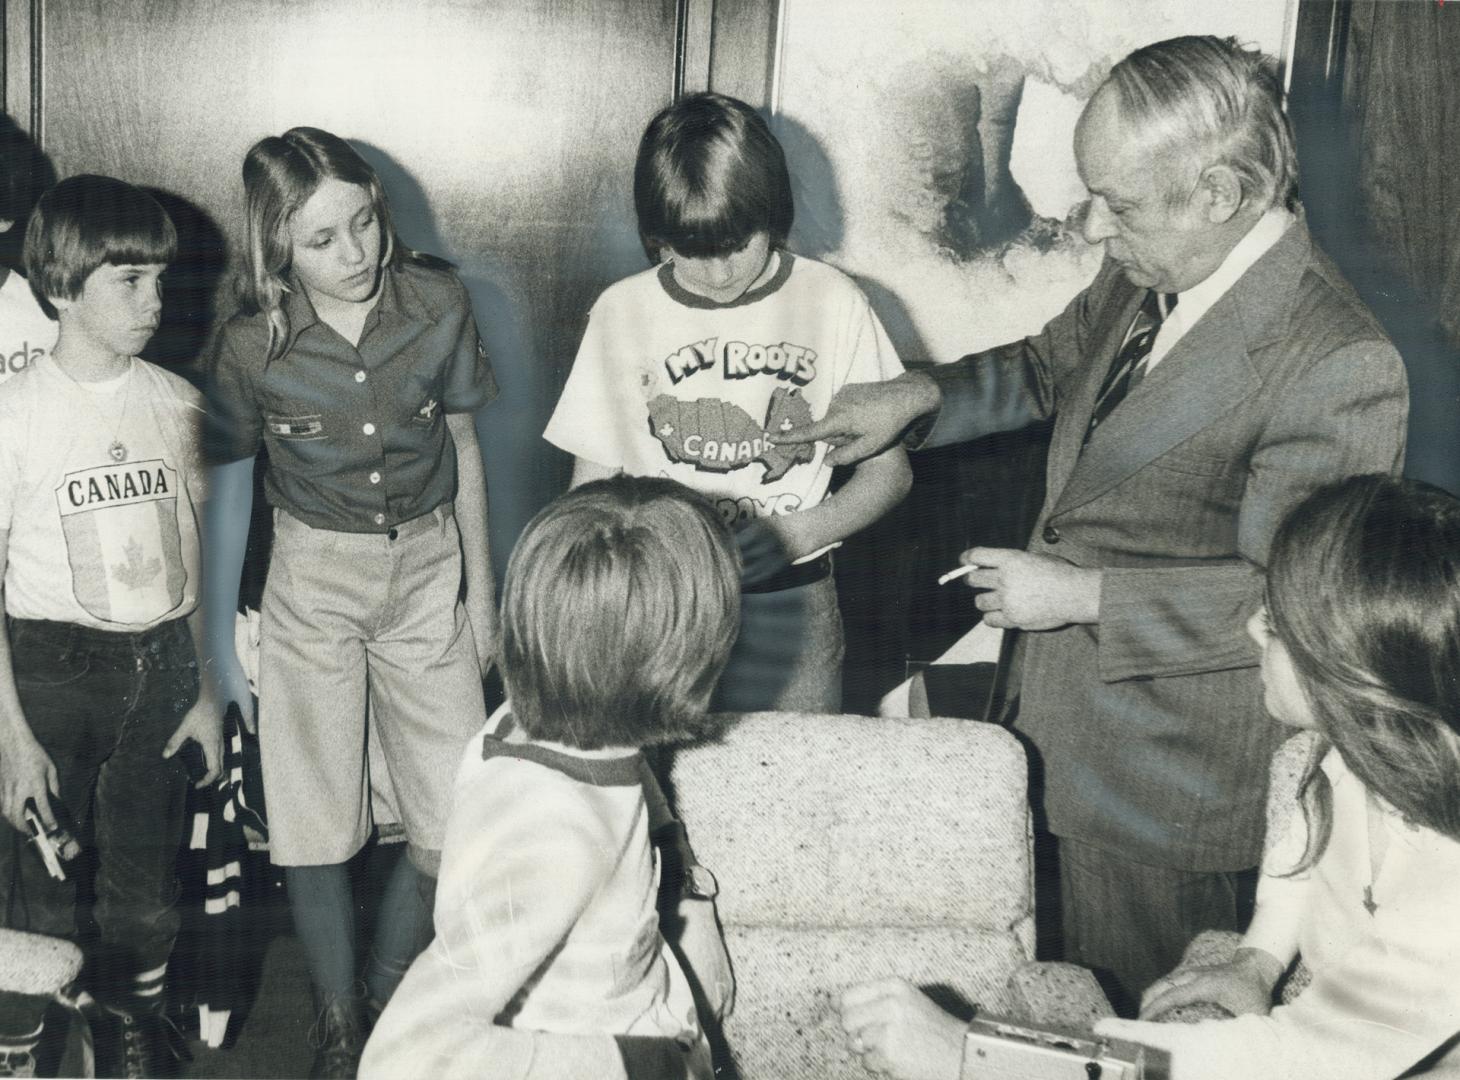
top-left (0, 175), bottom-right (221, 1079)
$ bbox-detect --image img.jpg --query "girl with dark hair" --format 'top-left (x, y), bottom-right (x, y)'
top-left (1094, 473), bottom-right (1460, 1078)
top-left (545, 92), bottom-right (911, 713)
top-left (362, 476), bottom-right (738, 1080)
top-left (838, 474), bottom-right (1460, 1080)
top-left (204, 127), bottom-right (497, 1077)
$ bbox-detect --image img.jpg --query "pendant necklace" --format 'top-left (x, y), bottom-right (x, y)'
top-left (1363, 790), bottom-right (1389, 917)
top-left (96, 368), bottom-right (134, 463)
top-left (106, 382), bottom-right (132, 461)
top-left (65, 358), bottom-right (135, 463)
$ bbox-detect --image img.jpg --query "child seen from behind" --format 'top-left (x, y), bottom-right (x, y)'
top-left (361, 475), bottom-right (739, 1080)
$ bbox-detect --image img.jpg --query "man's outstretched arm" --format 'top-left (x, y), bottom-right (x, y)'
top-left (776, 372), bottom-right (941, 467)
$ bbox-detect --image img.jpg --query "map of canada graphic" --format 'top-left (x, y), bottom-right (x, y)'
top-left (648, 387), bottom-right (815, 482)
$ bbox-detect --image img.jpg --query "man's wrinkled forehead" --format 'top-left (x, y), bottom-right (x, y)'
top-left (1076, 84), bottom-right (1187, 203)
top-left (1074, 87), bottom-right (1132, 193)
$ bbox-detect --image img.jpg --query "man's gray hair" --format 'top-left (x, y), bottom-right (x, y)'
top-left (1107, 36), bottom-right (1298, 213)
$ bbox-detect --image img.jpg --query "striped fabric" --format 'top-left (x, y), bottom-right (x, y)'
top-left (172, 704), bottom-right (262, 1048)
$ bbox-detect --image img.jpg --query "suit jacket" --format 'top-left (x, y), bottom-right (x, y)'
top-left (923, 219), bottom-right (1408, 870)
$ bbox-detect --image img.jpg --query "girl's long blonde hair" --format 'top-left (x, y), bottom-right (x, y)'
top-left (239, 127), bottom-right (396, 360)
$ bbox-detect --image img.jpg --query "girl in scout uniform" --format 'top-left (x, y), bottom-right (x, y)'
top-left (204, 127), bottom-right (496, 1079)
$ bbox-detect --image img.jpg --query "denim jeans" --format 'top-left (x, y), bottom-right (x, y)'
top-left (711, 573), bottom-right (845, 713)
top-left (0, 617), bottom-right (196, 1034)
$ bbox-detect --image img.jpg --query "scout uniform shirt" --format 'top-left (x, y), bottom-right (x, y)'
top-left (206, 256), bottom-right (496, 531)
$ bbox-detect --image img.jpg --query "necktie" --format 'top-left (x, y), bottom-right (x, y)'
top-left (1085, 290), bottom-right (1176, 442)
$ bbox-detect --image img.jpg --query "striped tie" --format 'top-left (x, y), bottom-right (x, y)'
top-left (1085, 290), bottom-right (1176, 442)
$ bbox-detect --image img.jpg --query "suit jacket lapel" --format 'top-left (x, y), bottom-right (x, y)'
top-left (1047, 219), bottom-right (1312, 517)
top-left (1043, 286), bottom-right (1145, 507)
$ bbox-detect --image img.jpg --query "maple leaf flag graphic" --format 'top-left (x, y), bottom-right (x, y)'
top-left (55, 459), bottom-right (186, 623)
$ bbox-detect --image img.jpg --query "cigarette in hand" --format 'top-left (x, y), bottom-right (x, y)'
top-left (937, 564), bottom-right (982, 586)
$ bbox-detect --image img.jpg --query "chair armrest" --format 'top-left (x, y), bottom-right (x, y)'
top-left (1144, 929), bottom-right (1279, 1024)
top-left (0, 929), bottom-right (83, 997)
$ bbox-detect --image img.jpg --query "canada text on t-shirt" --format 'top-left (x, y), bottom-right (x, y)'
top-left (54, 458), bottom-right (186, 624)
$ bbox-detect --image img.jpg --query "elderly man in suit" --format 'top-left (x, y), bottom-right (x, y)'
top-left (787, 34), bottom-right (1407, 1056)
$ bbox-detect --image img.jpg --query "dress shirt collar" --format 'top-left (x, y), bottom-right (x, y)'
top-left (277, 260), bottom-right (420, 361)
top-left (1148, 207), bottom-right (1295, 370)
top-left (1179, 207), bottom-right (1294, 314)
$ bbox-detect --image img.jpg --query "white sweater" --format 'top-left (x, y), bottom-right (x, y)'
top-left (361, 708), bottom-right (705, 1080)
top-left (1101, 750), bottom-right (1460, 1079)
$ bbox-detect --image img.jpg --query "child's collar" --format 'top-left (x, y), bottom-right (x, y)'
top-left (49, 343), bottom-right (133, 385)
top-left (481, 705), bottom-right (644, 788)
top-left (657, 249), bottom-right (795, 310)
top-left (274, 261), bottom-right (427, 361)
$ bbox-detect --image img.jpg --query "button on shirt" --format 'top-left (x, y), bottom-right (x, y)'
top-left (205, 259), bottom-right (497, 533)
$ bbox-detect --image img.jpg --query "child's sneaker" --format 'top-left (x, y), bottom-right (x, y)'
top-left (308, 990), bottom-right (365, 1080)
top-left (91, 1004), bottom-right (181, 1080)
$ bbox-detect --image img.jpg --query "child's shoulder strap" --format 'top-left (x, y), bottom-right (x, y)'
top-left (482, 701), bottom-right (515, 740)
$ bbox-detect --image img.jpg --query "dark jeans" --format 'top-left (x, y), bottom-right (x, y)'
top-left (710, 573), bottom-right (843, 713)
top-left (0, 617), bottom-right (195, 1035)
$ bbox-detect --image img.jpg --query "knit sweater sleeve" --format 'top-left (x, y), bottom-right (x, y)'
top-left (361, 771), bottom-right (619, 1080)
top-left (1237, 788), bottom-right (1313, 968)
top-left (1100, 950), bottom-right (1460, 1080)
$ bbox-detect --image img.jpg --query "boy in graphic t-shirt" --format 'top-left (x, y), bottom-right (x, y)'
top-left (545, 93), bottom-right (911, 714)
top-left (0, 175), bottom-right (222, 1079)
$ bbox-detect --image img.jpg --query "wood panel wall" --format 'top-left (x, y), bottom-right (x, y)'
top-left (2, 0), bottom-right (784, 569)
top-left (1291, 0), bottom-right (1460, 495)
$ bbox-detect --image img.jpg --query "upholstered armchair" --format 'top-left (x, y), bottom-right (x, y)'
top-left (668, 711), bottom-right (1107, 1079)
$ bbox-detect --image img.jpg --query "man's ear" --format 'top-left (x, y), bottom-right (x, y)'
top-left (1197, 164), bottom-right (1244, 225)
top-left (49, 293), bottom-right (72, 314)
